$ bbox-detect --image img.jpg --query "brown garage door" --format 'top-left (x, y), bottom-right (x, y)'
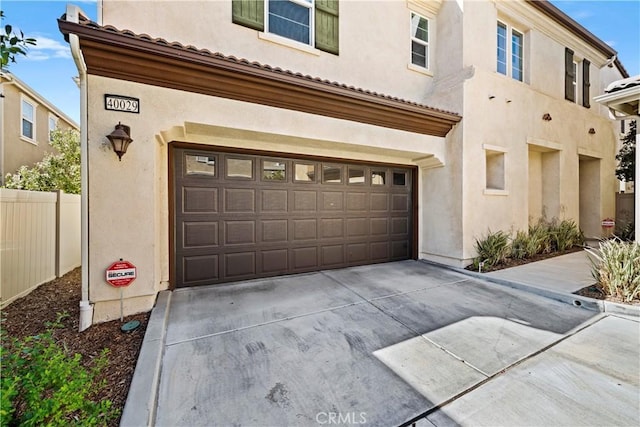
top-left (173, 147), bottom-right (414, 287)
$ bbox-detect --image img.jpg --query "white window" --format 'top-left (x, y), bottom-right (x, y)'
top-left (497, 21), bottom-right (524, 82)
top-left (21, 98), bottom-right (36, 141)
top-left (48, 115), bottom-right (58, 142)
top-left (267, 0), bottom-right (313, 45)
top-left (572, 60), bottom-right (581, 104)
top-left (410, 12), bottom-right (429, 69)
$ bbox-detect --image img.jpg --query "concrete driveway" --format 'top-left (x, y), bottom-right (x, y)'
top-left (122, 261), bottom-right (639, 426)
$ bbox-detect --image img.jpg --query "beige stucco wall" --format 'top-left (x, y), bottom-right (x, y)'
top-left (1, 77), bottom-right (77, 184)
top-left (459, 68), bottom-right (619, 261)
top-left (85, 0), bottom-right (626, 320)
top-left (87, 74), bottom-right (452, 322)
top-left (101, 0), bottom-right (448, 106)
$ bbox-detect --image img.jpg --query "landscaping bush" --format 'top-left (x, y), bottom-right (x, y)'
top-left (0, 314), bottom-right (117, 426)
top-left (549, 219), bottom-right (584, 252)
top-left (472, 230), bottom-right (510, 270)
top-left (527, 220), bottom-right (553, 256)
top-left (615, 222), bottom-right (635, 242)
top-left (510, 230), bottom-right (530, 260)
top-left (586, 238), bottom-right (640, 303)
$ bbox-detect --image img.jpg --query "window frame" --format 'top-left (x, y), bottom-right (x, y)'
top-left (571, 59), bottom-right (580, 104)
top-left (410, 11), bottom-right (430, 71)
top-left (21, 96), bottom-right (37, 143)
top-left (497, 20), bottom-right (525, 83)
top-left (265, 0), bottom-right (314, 47)
top-left (48, 114), bottom-right (58, 143)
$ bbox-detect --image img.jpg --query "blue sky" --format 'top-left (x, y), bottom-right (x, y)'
top-left (2, 0), bottom-right (639, 123)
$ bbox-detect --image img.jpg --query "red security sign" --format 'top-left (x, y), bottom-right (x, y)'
top-left (106, 260), bottom-right (137, 287)
top-left (601, 218), bottom-right (615, 228)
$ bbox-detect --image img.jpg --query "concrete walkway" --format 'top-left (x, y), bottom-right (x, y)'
top-left (484, 250), bottom-right (595, 294)
top-left (121, 259), bottom-right (639, 427)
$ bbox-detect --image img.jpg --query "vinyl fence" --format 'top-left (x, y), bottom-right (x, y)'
top-left (1, 189), bottom-right (81, 307)
top-left (616, 192), bottom-right (635, 228)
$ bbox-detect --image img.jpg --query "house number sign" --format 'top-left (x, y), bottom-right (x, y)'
top-left (105, 94), bottom-right (140, 113)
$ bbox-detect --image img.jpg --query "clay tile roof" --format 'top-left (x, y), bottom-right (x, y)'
top-left (605, 76), bottom-right (640, 94)
top-left (60, 14), bottom-right (460, 119)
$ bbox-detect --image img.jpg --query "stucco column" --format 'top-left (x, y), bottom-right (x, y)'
top-left (633, 129), bottom-right (640, 242)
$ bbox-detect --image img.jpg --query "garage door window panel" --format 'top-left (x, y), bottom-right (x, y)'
top-left (348, 168), bottom-right (365, 184)
top-left (226, 157), bottom-right (254, 179)
top-left (263, 160), bottom-right (287, 181)
top-left (323, 164), bottom-right (343, 184)
top-left (185, 154), bottom-right (217, 177)
top-left (393, 172), bottom-right (406, 186)
top-left (372, 170), bottom-right (387, 185)
top-left (294, 163), bottom-right (316, 182)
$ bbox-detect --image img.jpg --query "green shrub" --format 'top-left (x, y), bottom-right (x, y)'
top-left (527, 220), bottom-right (553, 256)
top-left (510, 230), bottom-right (530, 260)
top-left (615, 222), bottom-right (635, 242)
top-left (0, 314), bottom-right (117, 426)
top-left (473, 230), bottom-right (510, 269)
top-left (549, 219), bottom-right (584, 252)
top-left (586, 239), bottom-right (640, 303)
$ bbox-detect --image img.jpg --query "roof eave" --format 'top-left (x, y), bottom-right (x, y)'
top-left (526, 0), bottom-right (629, 78)
top-left (58, 19), bottom-right (460, 138)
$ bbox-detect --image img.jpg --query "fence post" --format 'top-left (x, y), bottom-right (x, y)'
top-left (56, 190), bottom-right (62, 278)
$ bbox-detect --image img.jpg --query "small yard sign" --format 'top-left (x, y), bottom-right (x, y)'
top-left (601, 218), bottom-right (615, 228)
top-left (106, 260), bottom-right (137, 287)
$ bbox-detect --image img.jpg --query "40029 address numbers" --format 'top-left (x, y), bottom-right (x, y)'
top-left (104, 94), bottom-right (140, 113)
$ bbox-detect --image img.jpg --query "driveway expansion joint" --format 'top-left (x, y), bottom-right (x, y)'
top-left (404, 313), bottom-right (611, 425)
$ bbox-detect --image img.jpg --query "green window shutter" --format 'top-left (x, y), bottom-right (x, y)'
top-left (582, 59), bottom-right (591, 108)
top-left (565, 47), bottom-right (575, 102)
top-left (232, 0), bottom-right (264, 31)
top-left (315, 0), bottom-right (339, 55)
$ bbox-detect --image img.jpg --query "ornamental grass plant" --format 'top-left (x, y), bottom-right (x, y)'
top-left (471, 218), bottom-right (585, 272)
top-left (586, 238), bottom-right (640, 303)
top-left (472, 230), bottom-right (510, 270)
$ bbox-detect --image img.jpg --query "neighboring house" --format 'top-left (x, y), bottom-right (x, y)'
top-left (0, 71), bottom-right (79, 185)
top-left (58, 0), bottom-right (628, 324)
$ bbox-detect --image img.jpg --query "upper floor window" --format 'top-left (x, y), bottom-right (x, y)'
top-left (267, 0), bottom-right (312, 45)
top-left (21, 98), bottom-right (36, 141)
top-left (48, 115), bottom-right (57, 142)
top-left (232, 0), bottom-right (339, 54)
top-left (572, 60), bottom-right (578, 100)
top-left (410, 12), bottom-right (429, 70)
top-left (565, 47), bottom-right (590, 108)
top-left (497, 21), bottom-right (523, 82)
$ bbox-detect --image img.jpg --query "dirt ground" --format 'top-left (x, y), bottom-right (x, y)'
top-left (1, 268), bottom-right (149, 426)
top-left (574, 284), bottom-right (640, 306)
top-left (465, 246), bottom-right (583, 272)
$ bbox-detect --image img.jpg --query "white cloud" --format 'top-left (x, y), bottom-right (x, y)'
top-left (24, 35), bottom-right (71, 61)
top-left (572, 9), bottom-right (595, 20)
top-left (605, 40), bottom-right (617, 48)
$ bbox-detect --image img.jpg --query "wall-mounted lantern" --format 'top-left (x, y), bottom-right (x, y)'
top-left (588, 128), bottom-right (596, 134)
top-left (106, 122), bottom-right (133, 161)
top-left (542, 113), bottom-right (552, 121)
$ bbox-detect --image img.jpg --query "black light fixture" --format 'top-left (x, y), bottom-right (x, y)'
top-left (106, 122), bottom-right (133, 161)
top-left (588, 128), bottom-right (596, 134)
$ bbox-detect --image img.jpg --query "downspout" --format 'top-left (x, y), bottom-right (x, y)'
top-left (0, 73), bottom-right (16, 184)
top-left (633, 125), bottom-right (640, 242)
top-left (66, 5), bottom-right (93, 331)
top-left (97, 0), bottom-right (104, 25)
